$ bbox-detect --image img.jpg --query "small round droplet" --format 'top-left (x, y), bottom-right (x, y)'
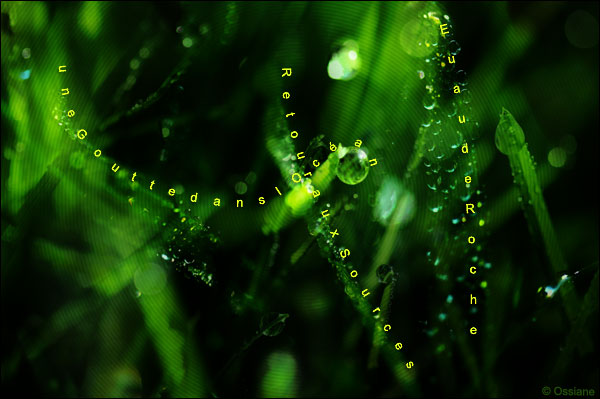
top-left (460, 89), bottom-right (472, 105)
top-left (447, 40), bottom-right (461, 56)
top-left (422, 93), bottom-right (436, 110)
top-left (455, 70), bottom-right (467, 86)
top-left (376, 264), bottom-right (395, 284)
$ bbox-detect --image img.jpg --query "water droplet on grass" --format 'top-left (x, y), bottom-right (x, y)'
top-left (376, 264), bottom-right (395, 284)
top-left (336, 146), bottom-right (369, 185)
top-left (447, 40), bottom-right (461, 55)
top-left (495, 108), bottom-right (525, 155)
top-left (423, 93), bottom-right (436, 109)
top-left (260, 312), bottom-right (290, 337)
top-left (455, 70), bottom-right (467, 86)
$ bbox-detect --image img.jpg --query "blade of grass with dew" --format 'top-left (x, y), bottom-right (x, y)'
top-left (307, 206), bottom-right (420, 396)
top-left (367, 281), bottom-right (394, 369)
top-left (494, 108), bottom-right (579, 322)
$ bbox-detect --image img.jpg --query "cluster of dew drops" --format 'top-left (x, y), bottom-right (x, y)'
top-left (419, 14), bottom-right (475, 210)
top-left (157, 210), bottom-right (221, 288)
top-left (413, 12), bottom-right (493, 330)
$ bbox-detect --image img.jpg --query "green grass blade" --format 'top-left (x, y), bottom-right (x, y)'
top-left (495, 108), bottom-right (579, 321)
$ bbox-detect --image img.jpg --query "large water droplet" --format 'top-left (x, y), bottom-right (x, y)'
top-left (336, 146), bottom-right (369, 185)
